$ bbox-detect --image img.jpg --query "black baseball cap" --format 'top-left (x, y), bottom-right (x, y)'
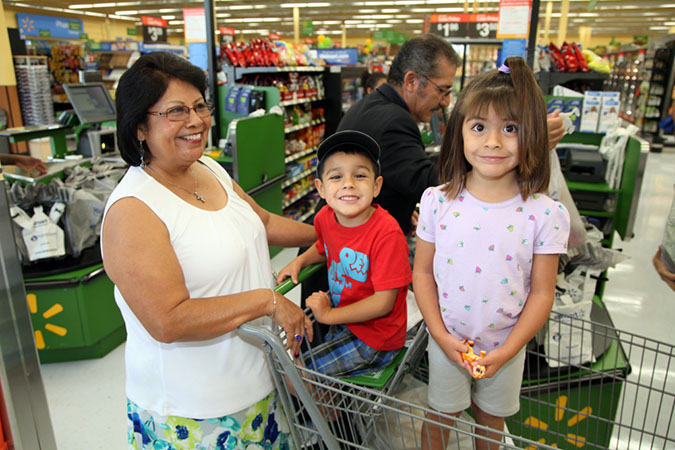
top-left (316, 130), bottom-right (381, 177)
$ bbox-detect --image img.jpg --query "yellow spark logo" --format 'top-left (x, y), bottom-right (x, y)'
top-left (21, 17), bottom-right (35, 34)
top-left (27, 293), bottom-right (67, 350)
top-left (524, 395), bottom-right (592, 448)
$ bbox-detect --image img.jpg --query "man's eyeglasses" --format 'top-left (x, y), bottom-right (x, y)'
top-left (421, 74), bottom-right (453, 99)
top-left (146, 102), bottom-right (215, 122)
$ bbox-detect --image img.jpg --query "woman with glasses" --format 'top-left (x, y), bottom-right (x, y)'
top-left (101, 52), bottom-right (316, 449)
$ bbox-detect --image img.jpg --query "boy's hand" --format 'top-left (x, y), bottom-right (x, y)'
top-left (435, 333), bottom-right (472, 374)
top-left (306, 291), bottom-right (332, 323)
top-left (276, 258), bottom-right (304, 285)
top-left (475, 346), bottom-right (510, 378)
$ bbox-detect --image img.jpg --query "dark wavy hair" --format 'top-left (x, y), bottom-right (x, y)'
top-left (387, 34), bottom-right (460, 88)
top-left (438, 56), bottom-right (550, 200)
top-left (115, 52), bottom-right (208, 166)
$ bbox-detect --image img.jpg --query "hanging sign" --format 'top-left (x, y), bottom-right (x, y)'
top-left (430, 14), bottom-right (499, 39)
top-left (219, 26), bottom-right (236, 44)
top-left (141, 16), bottom-right (167, 43)
top-left (301, 20), bottom-right (313, 38)
top-left (308, 48), bottom-right (358, 66)
top-left (127, 27), bottom-right (138, 36)
top-left (269, 32), bottom-right (281, 40)
top-left (183, 8), bottom-right (206, 43)
top-left (17, 13), bottom-right (84, 39)
top-left (497, 0), bottom-right (531, 39)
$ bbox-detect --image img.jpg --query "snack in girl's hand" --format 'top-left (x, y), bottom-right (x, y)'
top-left (461, 340), bottom-right (486, 379)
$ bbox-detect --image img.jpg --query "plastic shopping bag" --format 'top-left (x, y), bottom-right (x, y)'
top-left (12, 204), bottom-right (66, 262)
top-left (542, 267), bottom-right (599, 368)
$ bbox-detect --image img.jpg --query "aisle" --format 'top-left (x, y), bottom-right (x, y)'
top-left (39, 149), bottom-right (675, 449)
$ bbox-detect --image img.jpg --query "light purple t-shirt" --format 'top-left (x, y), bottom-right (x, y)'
top-left (416, 186), bottom-right (571, 354)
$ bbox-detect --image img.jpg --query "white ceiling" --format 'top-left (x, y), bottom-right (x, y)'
top-left (4, 0), bottom-right (675, 40)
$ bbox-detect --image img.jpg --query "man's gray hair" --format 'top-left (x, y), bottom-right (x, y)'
top-left (387, 34), bottom-right (460, 87)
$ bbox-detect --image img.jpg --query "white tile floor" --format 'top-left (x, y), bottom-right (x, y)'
top-left (39, 148), bottom-right (675, 449)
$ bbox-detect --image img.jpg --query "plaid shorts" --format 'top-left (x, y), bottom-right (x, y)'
top-left (303, 324), bottom-right (399, 377)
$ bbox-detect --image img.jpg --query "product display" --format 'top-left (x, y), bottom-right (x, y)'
top-left (13, 56), bottom-right (54, 126)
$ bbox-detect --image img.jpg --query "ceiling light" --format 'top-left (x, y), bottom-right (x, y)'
top-left (358, 9), bottom-right (377, 13)
top-left (168, 20), bottom-right (183, 25)
top-left (362, 1), bottom-right (392, 5)
top-left (406, 19), bottom-right (424, 23)
top-left (382, 9), bottom-right (400, 13)
top-left (216, 13), bottom-right (231, 18)
top-left (393, 0), bottom-right (425, 4)
top-left (280, 2), bottom-right (330, 7)
top-left (241, 29), bottom-right (269, 34)
top-left (114, 10), bottom-right (138, 15)
top-left (69, 4), bottom-right (93, 8)
top-left (386, 19), bottom-right (402, 23)
top-left (649, 26), bottom-right (670, 30)
top-left (411, 8), bottom-right (434, 13)
top-left (162, 15), bottom-right (175, 20)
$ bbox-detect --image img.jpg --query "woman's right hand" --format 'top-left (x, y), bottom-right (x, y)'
top-left (272, 294), bottom-right (314, 355)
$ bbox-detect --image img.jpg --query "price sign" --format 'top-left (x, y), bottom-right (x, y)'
top-left (430, 14), bottom-right (499, 39)
top-left (141, 16), bottom-right (167, 43)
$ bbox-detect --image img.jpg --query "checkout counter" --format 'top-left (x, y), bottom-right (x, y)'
top-left (0, 82), bottom-right (125, 364)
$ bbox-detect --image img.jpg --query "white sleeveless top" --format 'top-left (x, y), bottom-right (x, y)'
top-left (101, 156), bottom-right (275, 419)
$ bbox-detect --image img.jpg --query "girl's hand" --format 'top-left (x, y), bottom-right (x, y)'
top-left (435, 333), bottom-right (472, 374)
top-left (276, 258), bottom-right (304, 285)
top-left (306, 291), bottom-right (332, 324)
top-left (272, 294), bottom-right (313, 354)
top-left (475, 346), bottom-right (510, 378)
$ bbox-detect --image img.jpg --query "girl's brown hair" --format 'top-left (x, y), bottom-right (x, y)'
top-left (438, 56), bottom-right (549, 200)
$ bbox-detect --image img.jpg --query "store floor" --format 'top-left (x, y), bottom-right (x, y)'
top-left (40, 148), bottom-right (675, 449)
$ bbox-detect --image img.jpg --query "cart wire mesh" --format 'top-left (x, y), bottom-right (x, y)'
top-left (250, 267), bottom-right (674, 449)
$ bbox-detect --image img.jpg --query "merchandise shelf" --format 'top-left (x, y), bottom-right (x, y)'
top-left (280, 96), bottom-right (325, 107)
top-left (283, 186), bottom-right (317, 209)
top-left (282, 168), bottom-right (314, 189)
top-left (284, 119), bottom-right (326, 134)
top-left (285, 147), bottom-right (317, 164)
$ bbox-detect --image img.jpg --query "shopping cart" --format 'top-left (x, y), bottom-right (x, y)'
top-left (241, 266), bottom-right (674, 449)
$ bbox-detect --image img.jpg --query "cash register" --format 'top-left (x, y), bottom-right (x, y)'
top-left (62, 82), bottom-right (118, 158)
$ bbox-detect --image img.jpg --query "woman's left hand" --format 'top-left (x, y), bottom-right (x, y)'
top-left (273, 294), bottom-right (314, 355)
top-left (475, 347), bottom-right (510, 379)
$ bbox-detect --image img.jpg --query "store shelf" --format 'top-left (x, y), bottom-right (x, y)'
top-left (536, 71), bottom-right (609, 95)
top-left (282, 168), bottom-right (314, 189)
top-left (285, 119), bottom-right (325, 134)
top-left (297, 209), bottom-right (315, 223)
top-left (578, 210), bottom-right (614, 218)
top-left (285, 147), bottom-right (317, 164)
top-left (566, 180), bottom-right (619, 193)
top-left (280, 96), bottom-right (325, 107)
top-left (232, 65), bottom-right (325, 81)
top-left (283, 186), bottom-right (317, 209)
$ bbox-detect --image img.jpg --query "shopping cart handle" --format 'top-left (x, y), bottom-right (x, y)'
top-left (274, 263), bottom-right (325, 296)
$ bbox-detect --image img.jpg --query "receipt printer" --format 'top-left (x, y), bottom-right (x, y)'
top-left (565, 149), bottom-right (606, 183)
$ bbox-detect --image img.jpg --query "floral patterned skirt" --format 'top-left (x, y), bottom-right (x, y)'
top-left (127, 390), bottom-right (294, 449)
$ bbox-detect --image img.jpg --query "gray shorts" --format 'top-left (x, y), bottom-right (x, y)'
top-left (427, 336), bottom-right (526, 418)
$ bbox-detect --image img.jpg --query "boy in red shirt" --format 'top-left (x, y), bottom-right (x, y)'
top-left (277, 130), bottom-right (411, 377)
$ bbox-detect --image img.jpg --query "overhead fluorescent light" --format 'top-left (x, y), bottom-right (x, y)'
top-left (168, 20), bottom-right (184, 25)
top-left (358, 9), bottom-right (377, 13)
top-left (114, 10), bottom-right (138, 15)
top-left (161, 15), bottom-right (175, 20)
top-left (410, 8), bottom-right (434, 13)
top-left (406, 19), bottom-right (424, 23)
top-left (386, 19), bottom-right (403, 23)
top-left (649, 26), bottom-right (670, 30)
top-left (280, 2), bottom-right (330, 7)
top-left (69, 4), bottom-right (93, 8)
top-left (381, 9), bottom-right (400, 13)
top-left (216, 13), bottom-right (231, 18)
top-left (436, 7), bottom-right (465, 12)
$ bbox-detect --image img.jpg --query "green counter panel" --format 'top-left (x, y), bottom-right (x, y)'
top-left (25, 265), bottom-right (126, 364)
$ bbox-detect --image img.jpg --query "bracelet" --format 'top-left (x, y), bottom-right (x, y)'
top-left (268, 289), bottom-right (277, 319)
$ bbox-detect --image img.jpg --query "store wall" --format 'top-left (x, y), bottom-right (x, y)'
top-left (0, 2), bottom-right (16, 85)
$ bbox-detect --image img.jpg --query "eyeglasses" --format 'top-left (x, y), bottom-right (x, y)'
top-left (146, 102), bottom-right (215, 122)
top-left (421, 74), bottom-right (453, 99)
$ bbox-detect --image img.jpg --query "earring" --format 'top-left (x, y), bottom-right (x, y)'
top-left (138, 140), bottom-right (146, 168)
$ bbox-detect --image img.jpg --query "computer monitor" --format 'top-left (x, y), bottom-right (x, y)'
top-left (62, 83), bottom-right (116, 125)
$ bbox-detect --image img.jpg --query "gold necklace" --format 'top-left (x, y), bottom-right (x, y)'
top-left (145, 164), bottom-right (205, 203)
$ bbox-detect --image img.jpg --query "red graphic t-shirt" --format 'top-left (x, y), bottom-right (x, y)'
top-left (314, 205), bottom-right (411, 350)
